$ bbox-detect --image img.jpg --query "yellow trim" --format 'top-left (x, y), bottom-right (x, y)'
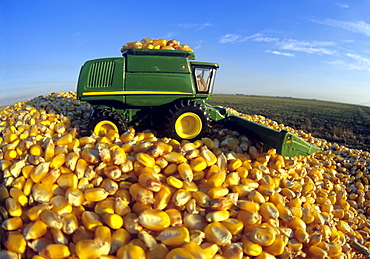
top-left (82, 90), bottom-right (193, 96)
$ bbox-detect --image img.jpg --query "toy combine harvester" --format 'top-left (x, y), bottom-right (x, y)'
top-left (77, 46), bottom-right (320, 157)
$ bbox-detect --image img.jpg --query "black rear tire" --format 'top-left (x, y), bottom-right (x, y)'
top-left (88, 109), bottom-right (127, 136)
top-left (163, 99), bottom-right (210, 142)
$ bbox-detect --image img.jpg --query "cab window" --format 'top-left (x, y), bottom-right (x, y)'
top-left (195, 68), bottom-right (212, 92)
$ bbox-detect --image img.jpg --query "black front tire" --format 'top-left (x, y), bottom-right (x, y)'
top-left (163, 99), bottom-right (210, 142)
top-left (88, 109), bottom-right (127, 136)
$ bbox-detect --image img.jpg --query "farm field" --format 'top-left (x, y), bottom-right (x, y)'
top-left (208, 94), bottom-right (370, 151)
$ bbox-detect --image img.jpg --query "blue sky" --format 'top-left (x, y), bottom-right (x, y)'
top-left (1, 1), bottom-right (370, 106)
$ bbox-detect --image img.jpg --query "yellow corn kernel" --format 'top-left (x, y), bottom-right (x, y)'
top-left (156, 225), bottom-right (190, 246)
top-left (44, 138), bottom-right (55, 162)
top-left (72, 226), bottom-right (94, 244)
top-left (200, 145), bottom-right (217, 166)
top-left (190, 156), bottom-right (207, 171)
top-left (49, 227), bottom-right (68, 245)
top-left (30, 161), bottom-right (50, 183)
top-left (165, 248), bottom-right (194, 259)
top-left (111, 228), bottom-right (131, 254)
top-left (102, 213), bottom-right (124, 229)
top-left (327, 242), bottom-right (342, 257)
top-left (207, 187), bottom-right (229, 199)
top-left (10, 176), bottom-right (26, 191)
top-left (9, 187), bottom-right (28, 206)
top-left (129, 183), bottom-right (154, 204)
top-left (75, 239), bottom-right (110, 259)
top-left (94, 198), bottom-right (115, 215)
top-left (259, 202), bottom-right (279, 221)
top-left (57, 172), bottom-right (78, 190)
top-left (206, 210), bottom-right (230, 222)
top-left (81, 148), bottom-right (100, 164)
top-left (65, 152), bottom-right (79, 172)
top-left (41, 244), bottom-right (71, 259)
top-left (120, 130), bottom-right (135, 143)
top-left (5, 197), bottom-right (22, 217)
top-left (228, 158), bottom-right (243, 171)
top-left (137, 209), bottom-right (171, 231)
top-left (40, 167), bottom-right (61, 186)
top-left (294, 227), bottom-right (310, 243)
top-left (29, 144), bottom-right (43, 156)
top-left (308, 245), bottom-right (329, 258)
top-left (249, 225), bottom-right (276, 246)
top-left (204, 221), bottom-right (232, 246)
top-left (50, 195), bottom-right (72, 216)
top-left (241, 236), bottom-right (263, 257)
top-left (183, 241), bottom-right (206, 259)
top-left (110, 145), bottom-right (127, 165)
top-left (309, 233), bottom-right (323, 246)
top-left (200, 242), bottom-right (219, 258)
top-left (116, 244), bottom-right (146, 259)
top-left (337, 220), bottom-right (351, 234)
top-left (192, 191), bottom-right (211, 207)
top-left (39, 209), bottom-right (63, 229)
top-left (163, 163), bottom-right (178, 176)
top-left (288, 217), bottom-right (307, 230)
top-left (167, 175), bottom-right (184, 189)
top-left (0, 183), bottom-right (10, 203)
top-left (165, 208), bottom-right (182, 226)
top-left (49, 153), bottom-right (66, 169)
top-left (60, 213), bottom-right (78, 234)
top-left (95, 225), bottom-right (112, 245)
top-left (237, 200), bottom-right (260, 212)
top-left (221, 218), bottom-right (244, 235)
top-left (164, 152), bottom-right (187, 164)
top-left (123, 213), bottom-right (142, 234)
top-left (65, 187), bottom-right (85, 206)
top-left (115, 197), bottom-right (131, 216)
top-left (84, 187), bottom-right (109, 202)
top-left (207, 171), bottom-right (226, 189)
top-left (4, 149), bottom-right (18, 160)
top-left (75, 158), bottom-right (88, 178)
top-left (23, 219), bottom-right (48, 240)
top-left (81, 211), bottom-right (103, 231)
top-left (154, 185), bottom-right (172, 210)
top-left (1, 216), bottom-right (23, 230)
top-left (177, 162), bottom-right (193, 182)
top-left (138, 171), bottom-right (161, 192)
top-left (264, 234), bottom-right (286, 256)
top-left (172, 189), bottom-right (192, 206)
top-left (222, 242), bottom-right (243, 259)
top-left (136, 152), bottom-right (155, 167)
top-left (4, 231), bottom-right (27, 253)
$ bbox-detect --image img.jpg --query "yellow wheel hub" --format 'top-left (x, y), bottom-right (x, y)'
top-left (94, 120), bottom-right (119, 137)
top-left (175, 112), bottom-right (202, 139)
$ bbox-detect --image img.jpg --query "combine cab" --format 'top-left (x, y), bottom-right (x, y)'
top-left (77, 49), bottom-right (320, 157)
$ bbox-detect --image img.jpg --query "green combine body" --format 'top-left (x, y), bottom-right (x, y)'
top-left (77, 49), bottom-right (320, 157)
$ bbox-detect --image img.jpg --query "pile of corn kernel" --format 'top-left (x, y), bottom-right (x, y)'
top-left (1, 92), bottom-right (370, 259)
top-left (120, 38), bottom-right (193, 52)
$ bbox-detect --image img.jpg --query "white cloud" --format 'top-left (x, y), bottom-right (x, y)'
top-left (253, 37), bottom-right (279, 43)
top-left (336, 3), bottom-right (349, 8)
top-left (219, 33), bottom-right (262, 43)
top-left (266, 50), bottom-right (295, 57)
top-left (276, 39), bottom-right (336, 55)
top-left (346, 53), bottom-right (370, 71)
top-left (176, 23), bottom-right (212, 31)
top-left (313, 19), bottom-right (370, 37)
